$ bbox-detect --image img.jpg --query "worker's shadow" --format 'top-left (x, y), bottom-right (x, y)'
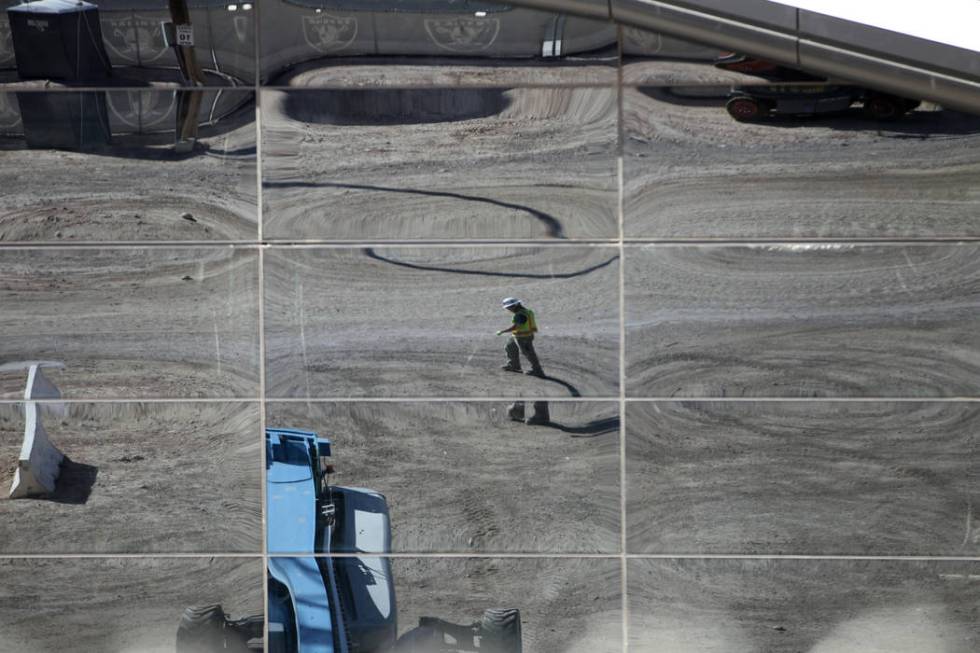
top-left (538, 374), bottom-right (582, 398)
top-left (46, 457), bottom-right (98, 505)
top-left (545, 416), bottom-right (620, 438)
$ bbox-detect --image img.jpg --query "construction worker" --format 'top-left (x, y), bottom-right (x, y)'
top-left (496, 297), bottom-right (545, 377)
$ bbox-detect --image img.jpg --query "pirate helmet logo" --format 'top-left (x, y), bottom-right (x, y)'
top-left (622, 27), bottom-right (663, 55)
top-left (0, 18), bottom-right (13, 66)
top-left (302, 13), bottom-right (357, 55)
top-left (107, 90), bottom-right (177, 131)
top-left (0, 93), bottom-right (21, 131)
top-left (103, 15), bottom-right (171, 64)
top-left (424, 17), bottom-right (500, 54)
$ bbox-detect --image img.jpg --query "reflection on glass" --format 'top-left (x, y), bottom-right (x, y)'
top-left (0, 401), bottom-right (261, 553)
top-left (0, 557), bottom-right (263, 653)
top-left (265, 401), bottom-right (620, 553)
top-left (261, 87), bottom-right (618, 240)
top-left (0, 90), bottom-right (256, 240)
top-left (0, 0), bottom-right (255, 87)
top-left (261, 0), bottom-right (619, 86)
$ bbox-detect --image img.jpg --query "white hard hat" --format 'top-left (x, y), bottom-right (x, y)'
top-left (501, 297), bottom-right (521, 308)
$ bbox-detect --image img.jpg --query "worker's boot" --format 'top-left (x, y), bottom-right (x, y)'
top-left (525, 401), bottom-right (551, 426)
top-left (507, 402), bottom-right (526, 422)
top-left (524, 367), bottom-right (545, 377)
top-left (501, 364), bottom-right (522, 373)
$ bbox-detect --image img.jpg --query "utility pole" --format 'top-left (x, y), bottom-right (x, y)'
top-left (167, 0), bottom-right (206, 153)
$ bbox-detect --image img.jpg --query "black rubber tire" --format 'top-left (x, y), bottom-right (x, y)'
top-left (176, 604), bottom-right (227, 653)
top-left (726, 96), bottom-right (763, 122)
top-left (864, 95), bottom-right (904, 121)
top-left (481, 608), bottom-right (523, 653)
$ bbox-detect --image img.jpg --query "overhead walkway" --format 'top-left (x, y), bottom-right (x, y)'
top-left (509, 0), bottom-right (980, 114)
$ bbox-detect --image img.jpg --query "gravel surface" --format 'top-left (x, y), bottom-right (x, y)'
top-left (261, 88), bottom-right (618, 240)
top-left (264, 246), bottom-right (620, 398)
top-left (0, 557), bottom-right (262, 653)
top-left (267, 401), bottom-right (620, 553)
top-left (0, 402), bottom-right (261, 553)
top-left (630, 558), bottom-right (980, 653)
top-left (624, 88), bottom-right (980, 239)
top-left (0, 248), bottom-right (260, 399)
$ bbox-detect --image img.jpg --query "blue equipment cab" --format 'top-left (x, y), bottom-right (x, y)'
top-left (265, 428), bottom-right (396, 653)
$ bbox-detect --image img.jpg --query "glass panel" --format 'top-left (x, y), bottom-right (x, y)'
top-left (0, 247), bottom-right (260, 398)
top-left (267, 401), bottom-right (620, 553)
top-left (0, 0), bottom-right (255, 87)
top-left (627, 401), bottom-right (979, 555)
top-left (0, 557), bottom-right (263, 652)
top-left (0, 401), bottom-right (261, 553)
top-left (626, 244), bottom-right (980, 397)
top-left (629, 558), bottom-right (980, 652)
top-left (623, 86), bottom-right (980, 239)
top-left (0, 90), bottom-right (256, 242)
top-left (264, 246), bottom-right (620, 398)
top-left (261, 87), bottom-right (617, 240)
top-left (260, 0), bottom-right (617, 86)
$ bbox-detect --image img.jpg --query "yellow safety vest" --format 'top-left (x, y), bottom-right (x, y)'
top-left (513, 307), bottom-right (537, 337)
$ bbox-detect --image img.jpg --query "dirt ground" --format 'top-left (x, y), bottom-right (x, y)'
top-left (0, 247), bottom-right (260, 399)
top-left (0, 402), bottom-right (260, 553)
top-left (0, 556), bottom-right (262, 653)
top-left (624, 88), bottom-right (980, 239)
top-left (630, 558), bottom-right (980, 652)
top-left (264, 246), bottom-right (620, 398)
top-left (261, 87), bottom-right (618, 240)
top-left (625, 243), bottom-right (980, 397)
top-left (0, 93), bottom-right (256, 243)
top-left (392, 556), bottom-right (622, 653)
top-left (627, 401), bottom-right (980, 555)
top-left (267, 401), bottom-right (619, 553)
top-left (269, 52), bottom-right (619, 87)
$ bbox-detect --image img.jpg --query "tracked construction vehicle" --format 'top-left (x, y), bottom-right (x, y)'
top-left (177, 428), bottom-right (522, 653)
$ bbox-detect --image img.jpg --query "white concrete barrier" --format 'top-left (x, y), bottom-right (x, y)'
top-left (8, 402), bottom-right (64, 499)
top-left (25, 364), bottom-right (60, 399)
top-left (4, 362), bottom-right (66, 499)
top-left (23, 362), bottom-right (67, 419)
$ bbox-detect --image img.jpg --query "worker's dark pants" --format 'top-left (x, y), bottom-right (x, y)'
top-left (508, 401), bottom-right (551, 424)
top-left (506, 336), bottom-right (542, 372)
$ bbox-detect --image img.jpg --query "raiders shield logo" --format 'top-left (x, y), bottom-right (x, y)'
top-left (424, 17), bottom-right (500, 53)
top-left (107, 90), bottom-right (177, 131)
top-left (302, 13), bottom-right (357, 54)
top-left (0, 18), bottom-right (13, 67)
top-left (622, 27), bottom-right (663, 55)
top-left (103, 15), bottom-right (171, 64)
top-left (0, 93), bottom-right (21, 131)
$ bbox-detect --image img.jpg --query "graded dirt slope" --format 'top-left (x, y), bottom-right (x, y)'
top-left (0, 95), bottom-right (256, 243)
top-left (0, 402), bottom-right (260, 553)
top-left (261, 88), bottom-right (618, 240)
top-left (0, 247), bottom-right (260, 399)
top-left (264, 246), bottom-right (620, 398)
top-left (627, 401), bottom-right (980, 556)
top-left (267, 401), bottom-right (620, 553)
top-left (630, 558), bottom-right (980, 653)
top-left (625, 244), bottom-right (980, 397)
top-left (392, 557), bottom-right (622, 653)
top-left (624, 88), bottom-right (980, 239)
top-left (0, 557), bottom-right (262, 653)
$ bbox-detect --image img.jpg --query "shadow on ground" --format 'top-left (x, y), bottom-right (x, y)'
top-left (545, 416), bottom-right (620, 438)
top-left (46, 457), bottom-right (98, 505)
top-left (363, 248), bottom-right (616, 280)
top-left (263, 182), bottom-right (565, 238)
